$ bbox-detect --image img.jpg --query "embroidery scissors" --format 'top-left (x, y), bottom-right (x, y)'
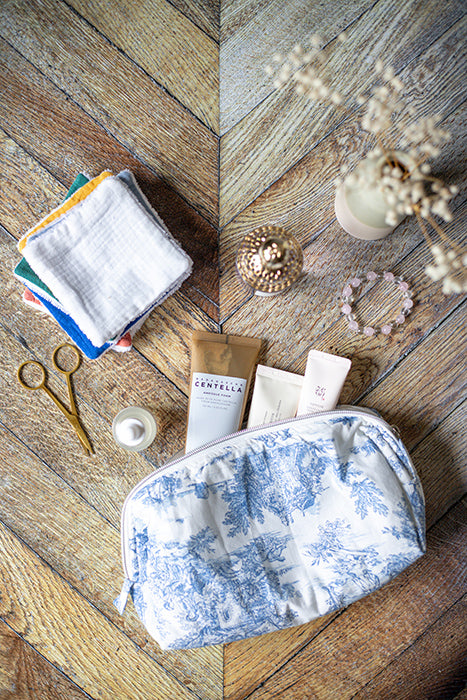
top-left (17, 343), bottom-right (93, 455)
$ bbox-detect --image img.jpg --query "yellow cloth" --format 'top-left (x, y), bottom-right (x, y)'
top-left (18, 171), bottom-right (112, 252)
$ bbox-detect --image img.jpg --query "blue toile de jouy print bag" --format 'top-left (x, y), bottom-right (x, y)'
top-left (114, 407), bottom-right (425, 650)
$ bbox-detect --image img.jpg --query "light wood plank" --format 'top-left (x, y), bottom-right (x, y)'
top-left (135, 293), bottom-right (219, 395)
top-left (0, 521), bottom-right (202, 700)
top-left (361, 303), bottom-right (466, 450)
top-left (221, 0), bottom-right (278, 42)
top-left (170, 0), bottom-right (219, 41)
top-left (0, 620), bottom-right (91, 700)
top-left (220, 0), bottom-right (466, 225)
top-left (68, 0), bottom-right (219, 132)
top-left (0, 4), bottom-right (464, 699)
top-left (220, 0), bottom-right (374, 133)
top-left (0, 132), bottom-right (67, 234)
top-left (353, 596), bottom-right (467, 700)
top-left (226, 499), bottom-right (466, 700)
top-left (0, 0), bottom-right (218, 224)
top-left (411, 401), bottom-right (467, 528)
top-left (0, 426), bottom-right (223, 700)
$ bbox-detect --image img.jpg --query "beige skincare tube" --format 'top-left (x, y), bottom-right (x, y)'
top-left (247, 365), bottom-right (304, 428)
top-left (185, 331), bottom-right (261, 452)
top-left (296, 349), bottom-right (351, 415)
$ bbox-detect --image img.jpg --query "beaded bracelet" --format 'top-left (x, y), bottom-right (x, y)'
top-left (340, 270), bottom-right (414, 337)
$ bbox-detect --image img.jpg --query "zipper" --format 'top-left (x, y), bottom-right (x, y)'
top-left (114, 406), bottom-right (402, 611)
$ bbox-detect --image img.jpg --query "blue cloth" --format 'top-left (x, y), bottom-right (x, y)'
top-left (26, 286), bottom-right (113, 359)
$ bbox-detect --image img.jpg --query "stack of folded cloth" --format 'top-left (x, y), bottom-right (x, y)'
top-left (14, 170), bottom-right (193, 359)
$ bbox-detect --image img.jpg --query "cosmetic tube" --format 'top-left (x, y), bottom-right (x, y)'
top-left (247, 365), bottom-right (304, 428)
top-left (185, 331), bottom-right (261, 452)
top-left (296, 349), bottom-right (351, 415)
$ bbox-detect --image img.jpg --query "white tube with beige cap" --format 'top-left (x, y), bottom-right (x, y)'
top-left (296, 349), bottom-right (351, 415)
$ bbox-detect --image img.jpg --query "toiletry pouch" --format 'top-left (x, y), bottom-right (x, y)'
top-left (114, 408), bottom-right (425, 650)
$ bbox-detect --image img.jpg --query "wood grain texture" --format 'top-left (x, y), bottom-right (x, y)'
top-left (411, 401), bottom-right (467, 528)
top-left (170, 0), bottom-right (220, 40)
top-left (0, 620), bottom-right (91, 700)
top-left (0, 1), bottom-right (465, 697)
top-left (220, 0), bottom-right (466, 225)
top-left (220, 81), bottom-right (466, 320)
top-left (361, 303), bottom-right (466, 451)
top-left (222, 204), bottom-right (466, 402)
top-left (0, 0), bottom-right (218, 224)
top-left (353, 596), bottom-right (467, 700)
top-left (220, 0), bottom-right (374, 133)
top-left (68, 0), bottom-right (219, 132)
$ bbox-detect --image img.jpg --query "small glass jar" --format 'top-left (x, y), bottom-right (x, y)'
top-left (112, 407), bottom-right (157, 451)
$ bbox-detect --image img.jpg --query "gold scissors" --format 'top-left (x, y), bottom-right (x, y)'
top-left (17, 343), bottom-right (93, 455)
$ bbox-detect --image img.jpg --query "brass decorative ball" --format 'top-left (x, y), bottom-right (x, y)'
top-left (236, 225), bottom-right (304, 295)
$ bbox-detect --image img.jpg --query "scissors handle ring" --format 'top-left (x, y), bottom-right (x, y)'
top-left (17, 361), bottom-right (46, 390)
top-left (52, 343), bottom-right (81, 374)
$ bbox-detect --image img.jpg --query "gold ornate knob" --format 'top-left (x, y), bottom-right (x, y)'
top-left (236, 225), bottom-right (303, 295)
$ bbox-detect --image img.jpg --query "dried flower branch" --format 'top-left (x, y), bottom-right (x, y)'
top-left (266, 34), bottom-right (465, 294)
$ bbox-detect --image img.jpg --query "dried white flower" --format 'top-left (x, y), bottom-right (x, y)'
top-left (375, 59), bottom-right (384, 74)
top-left (310, 33), bottom-right (322, 48)
top-left (425, 245), bottom-right (467, 294)
top-left (267, 34), bottom-right (461, 293)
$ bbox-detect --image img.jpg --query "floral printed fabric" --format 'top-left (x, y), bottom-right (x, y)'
top-left (118, 411), bottom-right (425, 649)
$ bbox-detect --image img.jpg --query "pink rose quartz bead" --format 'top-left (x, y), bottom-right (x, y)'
top-left (348, 320), bottom-right (359, 331)
top-left (383, 272), bottom-right (395, 282)
top-left (343, 285), bottom-right (353, 297)
top-left (403, 299), bottom-right (414, 310)
top-left (381, 324), bottom-right (392, 335)
top-left (367, 271), bottom-right (378, 281)
top-left (350, 278), bottom-right (361, 287)
top-left (396, 314), bottom-right (405, 324)
top-left (363, 326), bottom-right (375, 336)
top-left (399, 281), bottom-right (409, 292)
top-left (341, 303), bottom-right (352, 315)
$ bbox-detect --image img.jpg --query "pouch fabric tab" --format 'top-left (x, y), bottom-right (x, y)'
top-left (115, 410), bottom-right (425, 649)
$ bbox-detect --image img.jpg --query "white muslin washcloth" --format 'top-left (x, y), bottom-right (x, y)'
top-left (23, 173), bottom-right (193, 346)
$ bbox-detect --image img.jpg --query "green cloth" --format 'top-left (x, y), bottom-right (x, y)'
top-left (14, 173), bottom-right (90, 298)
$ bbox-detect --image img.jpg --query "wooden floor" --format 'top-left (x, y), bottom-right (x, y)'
top-left (0, 0), bottom-right (466, 697)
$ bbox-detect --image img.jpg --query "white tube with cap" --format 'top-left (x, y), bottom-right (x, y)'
top-left (296, 349), bottom-right (351, 415)
top-left (247, 365), bottom-right (304, 427)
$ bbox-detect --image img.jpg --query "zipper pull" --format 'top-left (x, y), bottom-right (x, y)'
top-left (113, 578), bottom-right (134, 614)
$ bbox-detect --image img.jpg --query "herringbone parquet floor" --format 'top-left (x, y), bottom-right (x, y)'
top-left (0, 1), bottom-right (465, 698)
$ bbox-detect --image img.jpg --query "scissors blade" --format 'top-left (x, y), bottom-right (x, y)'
top-left (68, 414), bottom-right (93, 455)
top-left (66, 374), bottom-right (78, 417)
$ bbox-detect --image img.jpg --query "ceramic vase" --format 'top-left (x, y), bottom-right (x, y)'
top-left (334, 151), bottom-right (414, 241)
